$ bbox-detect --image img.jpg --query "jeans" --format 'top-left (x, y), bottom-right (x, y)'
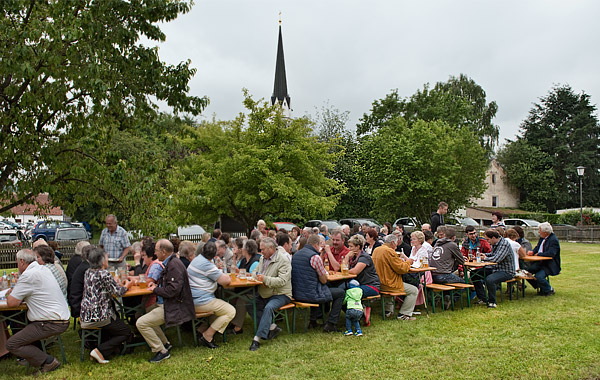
top-left (472, 268), bottom-right (514, 304)
top-left (432, 273), bottom-right (465, 302)
top-left (345, 309), bottom-right (362, 332)
top-left (252, 295), bottom-right (291, 340)
top-left (526, 263), bottom-right (552, 293)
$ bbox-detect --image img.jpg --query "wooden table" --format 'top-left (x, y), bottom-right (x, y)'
top-left (522, 255), bottom-right (552, 262)
top-left (327, 272), bottom-right (357, 282)
top-left (0, 302), bottom-right (28, 325)
top-left (115, 284), bottom-right (153, 321)
top-left (220, 276), bottom-right (263, 333)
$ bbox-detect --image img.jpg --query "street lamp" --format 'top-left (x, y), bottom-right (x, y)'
top-left (577, 166), bottom-right (585, 226)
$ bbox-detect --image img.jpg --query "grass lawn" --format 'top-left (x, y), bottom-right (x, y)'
top-left (1, 242), bottom-right (599, 379)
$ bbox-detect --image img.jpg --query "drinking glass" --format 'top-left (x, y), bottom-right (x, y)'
top-left (238, 268), bottom-right (246, 279)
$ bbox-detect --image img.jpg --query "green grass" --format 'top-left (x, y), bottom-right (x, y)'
top-left (2, 243), bottom-right (600, 379)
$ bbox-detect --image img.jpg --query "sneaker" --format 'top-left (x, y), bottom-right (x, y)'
top-left (487, 303), bottom-right (497, 308)
top-left (323, 322), bottom-right (339, 333)
top-left (249, 340), bottom-right (260, 351)
top-left (412, 311), bottom-right (421, 316)
top-left (397, 314), bottom-right (416, 321)
top-left (40, 358), bottom-right (61, 373)
top-left (364, 306), bottom-right (371, 327)
top-left (148, 350), bottom-right (170, 363)
top-left (476, 300), bottom-right (487, 306)
top-left (343, 330), bottom-right (353, 336)
top-left (267, 326), bottom-right (282, 340)
top-left (354, 329), bottom-right (363, 337)
top-left (385, 312), bottom-right (393, 319)
top-left (164, 343), bottom-right (173, 352)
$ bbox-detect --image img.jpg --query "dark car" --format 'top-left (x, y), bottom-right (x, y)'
top-left (32, 220), bottom-right (75, 241)
top-left (55, 227), bottom-right (89, 242)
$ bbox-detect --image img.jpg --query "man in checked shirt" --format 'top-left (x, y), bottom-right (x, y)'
top-left (471, 229), bottom-right (516, 308)
top-left (99, 214), bottom-right (131, 271)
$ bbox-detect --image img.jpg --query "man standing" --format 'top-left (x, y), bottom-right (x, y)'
top-left (372, 234), bottom-right (418, 320)
top-left (323, 229), bottom-right (349, 272)
top-left (472, 230), bottom-right (516, 308)
top-left (249, 237), bottom-right (292, 351)
top-left (6, 249), bottom-right (70, 374)
top-left (430, 202), bottom-right (448, 235)
top-left (99, 214), bottom-right (131, 270)
top-left (527, 222), bottom-right (561, 296)
top-left (137, 240), bottom-right (195, 363)
top-left (291, 234), bottom-right (344, 332)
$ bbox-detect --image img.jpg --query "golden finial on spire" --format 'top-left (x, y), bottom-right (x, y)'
top-left (279, 11), bottom-right (282, 25)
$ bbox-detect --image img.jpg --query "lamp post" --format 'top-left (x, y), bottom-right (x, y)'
top-left (577, 166), bottom-right (585, 226)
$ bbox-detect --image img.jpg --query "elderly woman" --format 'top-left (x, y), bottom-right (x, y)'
top-left (128, 241), bottom-right (144, 276)
top-left (80, 247), bottom-right (133, 364)
top-left (66, 240), bottom-right (91, 290)
top-left (229, 240), bottom-right (261, 334)
top-left (187, 242), bottom-right (236, 348)
top-left (408, 231), bottom-right (433, 305)
top-left (178, 240), bottom-right (196, 268)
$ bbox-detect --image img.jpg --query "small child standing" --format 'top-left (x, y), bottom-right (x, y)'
top-left (343, 280), bottom-right (364, 336)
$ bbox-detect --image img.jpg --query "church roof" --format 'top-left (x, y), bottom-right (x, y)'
top-left (271, 22), bottom-right (291, 109)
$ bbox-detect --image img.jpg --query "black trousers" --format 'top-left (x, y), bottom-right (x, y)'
top-left (97, 318), bottom-right (133, 359)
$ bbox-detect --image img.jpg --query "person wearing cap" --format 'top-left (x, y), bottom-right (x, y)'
top-left (343, 280), bottom-right (364, 336)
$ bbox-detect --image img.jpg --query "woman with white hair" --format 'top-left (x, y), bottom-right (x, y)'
top-left (66, 240), bottom-right (91, 293)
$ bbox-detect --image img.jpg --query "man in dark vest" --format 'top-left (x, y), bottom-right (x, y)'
top-left (291, 234), bottom-right (344, 332)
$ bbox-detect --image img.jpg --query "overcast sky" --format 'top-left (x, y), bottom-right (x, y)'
top-left (151, 0), bottom-right (600, 147)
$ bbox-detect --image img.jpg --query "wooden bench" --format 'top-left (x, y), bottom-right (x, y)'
top-left (444, 283), bottom-right (475, 308)
top-left (514, 273), bottom-right (537, 298)
top-left (273, 303), bottom-right (295, 334)
top-left (293, 301), bottom-right (321, 333)
top-left (426, 284), bottom-right (457, 313)
top-left (379, 291), bottom-right (407, 320)
top-left (192, 311), bottom-right (216, 346)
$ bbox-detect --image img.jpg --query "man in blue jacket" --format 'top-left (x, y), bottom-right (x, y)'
top-left (527, 222), bottom-right (561, 296)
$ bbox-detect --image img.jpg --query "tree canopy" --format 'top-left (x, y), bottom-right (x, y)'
top-left (174, 92), bottom-right (342, 234)
top-left (499, 85), bottom-right (600, 212)
top-left (0, 0), bottom-right (207, 215)
top-left (358, 74), bottom-right (499, 157)
top-left (356, 117), bottom-right (488, 223)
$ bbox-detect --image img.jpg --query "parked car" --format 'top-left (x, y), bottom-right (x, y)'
top-left (0, 221), bottom-right (13, 230)
top-left (272, 222), bottom-right (299, 232)
top-left (55, 227), bottom-right (89, 242)
top-left (504, 218), bottom-right (540, 228)
top-left (31, 220), bottom-right (75, 241)
top-left (339, 218), bottom-right (381, 230)
top-left (304, 220), bottom-right (342, 231)
top-left (0, 229), bottom-right (27, 248)
top-left (445, 216), bottom-right (480, 227)
top-left (393, 217), bottom-right (420, 232)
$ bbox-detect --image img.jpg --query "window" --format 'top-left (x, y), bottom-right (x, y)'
top-left (491, 174), bottom-right (496, 184)
top-left (492, 196), bottom-right (498, 207)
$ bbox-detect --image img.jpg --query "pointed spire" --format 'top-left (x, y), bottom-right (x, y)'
top-left (271, 14), bottom-right (291, 115)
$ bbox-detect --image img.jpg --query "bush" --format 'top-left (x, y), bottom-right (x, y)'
top-left (558, 209), bottom-right (600, 226)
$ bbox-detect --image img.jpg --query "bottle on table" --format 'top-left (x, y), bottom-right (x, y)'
top-left (476, 248), bottom-right (482, 263)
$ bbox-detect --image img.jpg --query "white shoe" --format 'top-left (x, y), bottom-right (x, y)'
top-left (90, 348), bottom-right (109, 364)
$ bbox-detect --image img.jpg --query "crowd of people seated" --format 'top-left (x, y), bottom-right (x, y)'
top-left (1, 212), bottom-right (561, 371)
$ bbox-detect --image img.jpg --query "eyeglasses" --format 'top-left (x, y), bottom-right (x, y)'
top-left (468, 232), bottom-right (477, 235)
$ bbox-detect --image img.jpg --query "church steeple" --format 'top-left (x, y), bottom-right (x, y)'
top-left (271, 15), bottom-right (291, 116)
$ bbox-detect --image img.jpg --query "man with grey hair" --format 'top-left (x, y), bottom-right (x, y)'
top-left (341, 224), bottom-right (351, 239)
top-left (291, 234), bottom-right (344, 332)
top-left (249, 236), bottom-right (292, 350)
top-left (372, 234), bottom-right (418, 320)
top-left (99, 214), bottom-right (131, 270)
top-left (6, 249), bottom-right (69, 374)
top-left (527, 222), bottom-right (561, 296)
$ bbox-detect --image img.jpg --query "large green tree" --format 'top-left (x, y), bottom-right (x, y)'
top-left (496, 139), bottom-right (557, 212)
top-left (499, 85), bottom-right (600, 212)
top-left (175, 92), bottom-right (342, 234)
top-left (356, 117), bottom-right (487, 223)
top-left (0, 0), bottom-right (207, 214)
top-left (358, 74), bottom-right (499, 157)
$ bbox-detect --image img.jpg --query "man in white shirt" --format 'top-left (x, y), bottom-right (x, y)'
top-left (6, 249), bottom-right (70, 374)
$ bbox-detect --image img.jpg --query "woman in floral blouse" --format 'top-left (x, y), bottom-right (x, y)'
top-left (80, 247), bottom-right (133, 364)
